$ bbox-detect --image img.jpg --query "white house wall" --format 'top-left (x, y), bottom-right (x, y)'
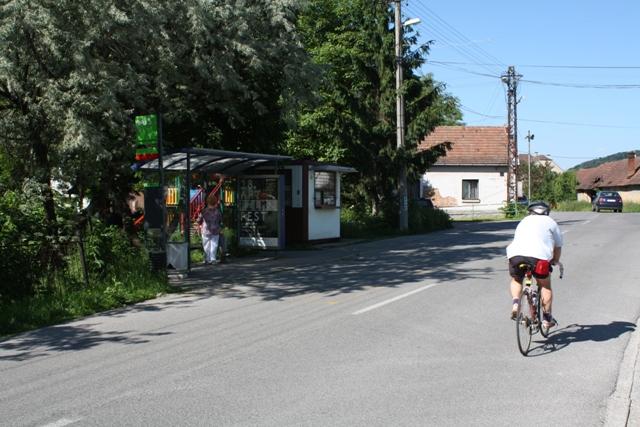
top-left (422, 166), bottom-right (508, 212)
top-left (307, 169), bottom-right (341, 240)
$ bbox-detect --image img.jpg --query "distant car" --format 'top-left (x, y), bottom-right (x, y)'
top-left (592, 191), bottom-right (623, 212)
top-left (417, 197), bottom-right (434, 209)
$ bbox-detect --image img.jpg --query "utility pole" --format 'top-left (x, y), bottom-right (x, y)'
top-left (501, 66), bottom-right (521, 204)
top-left (525, 130), bottom-right (534, 201)
top-left (395, 0), bottom-right (408, 230)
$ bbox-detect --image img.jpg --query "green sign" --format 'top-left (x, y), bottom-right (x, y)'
top-left (135, 114), bottom-right (159, 161)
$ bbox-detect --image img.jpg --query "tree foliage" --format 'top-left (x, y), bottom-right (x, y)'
top-left (286, 0), bottom-right (461, 220)
top-left (570, 150), bottom-right (640, 171)
top-left (0, 0), bottom-right (308, 237)
top-left (0, 0), bottom-right (310, 296)
top-left (518, 162), bottom-right (577, 206)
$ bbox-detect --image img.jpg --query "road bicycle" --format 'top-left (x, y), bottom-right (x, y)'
top-left (515, 261), bottom-right (564, 356)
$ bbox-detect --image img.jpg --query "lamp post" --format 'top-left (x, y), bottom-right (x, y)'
top-left (394, 0), bottom-right (420, 230)
top-left (525, 130), bottom-right (534, 201)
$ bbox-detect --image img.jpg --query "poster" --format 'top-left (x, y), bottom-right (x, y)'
top-left (238, 176), bottom-right (284, 249)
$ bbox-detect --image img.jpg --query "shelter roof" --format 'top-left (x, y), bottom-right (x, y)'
top-left (418, 126), bottom-right (509, 166)
top-left (139, 148), bottom-right (292, 175)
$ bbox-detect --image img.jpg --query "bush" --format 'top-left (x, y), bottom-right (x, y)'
top-left (341, 207), bottom-right (395, 238)
top-left (0, 208), bottom-right (171, 336)
top-left (408, 201), bottom-right (452, 232)
top-left (341, 203), bottom-right (452, 238)
top-left (0, 185), bottom-right (50, 299)
top-left (83, 221), bottom-right (144, 277)
top-left (0, 221), bottom-right (170, 336)
top-left (501, 202), bottom-right (527, 219)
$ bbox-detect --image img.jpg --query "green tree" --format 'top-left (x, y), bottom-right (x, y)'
top-left (518, 161), bottom-right (577, 206)
top-left (552, 170), bottom-right (577, 203)
top-left (0, 0), bottom-right (310, 231)
top-left (287, 0), bottom-right (461, 219)
top-left (0, 0), bottom-right (313, 291)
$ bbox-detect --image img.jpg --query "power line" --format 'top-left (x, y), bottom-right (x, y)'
top-left (404, 2), bottom-right (505, 75)
top-left (518, 118), bottom-right (640, 129)
top-left (429, 60), bottom-right (640, 69)
top-left (430, 61), bottom-right (640, 89)
top-left (459, 104), bottom-right (640, 129)
top-left (429, 61), bottom-right (500, 79)
top-left (521, 79), bottom-right (640, 89)
top-left (417, 4), bottom-right (505, 67)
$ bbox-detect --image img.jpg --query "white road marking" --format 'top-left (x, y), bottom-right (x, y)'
top-left (40, 418), bottom-right (82, 427)
top-left (352, 282), bottom-right (442, 315)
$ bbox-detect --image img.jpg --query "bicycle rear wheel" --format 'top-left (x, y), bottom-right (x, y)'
top-left (516, 291), bottom-right (533, 355)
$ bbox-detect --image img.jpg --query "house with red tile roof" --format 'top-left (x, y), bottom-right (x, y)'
top-left (575, 152), bottom-right (640, 202)
top-left (518, 154), bottom-right (563, 174)
top-left (417, 126), bottom-right (509, 213)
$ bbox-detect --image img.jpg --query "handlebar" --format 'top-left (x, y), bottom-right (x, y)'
top-left (556, 261), bottom-right (564, 279)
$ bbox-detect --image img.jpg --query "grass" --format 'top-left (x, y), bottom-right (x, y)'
top-left (0, 264), bottom-right (172, 338)
top-left (623, 202), bottom-right (640, 212)
top-left (452, 215), bottom-right (517, 222)
top-left (555, 200), bottom-right (640, 213)
top-left (555, 201), bottom-right (592, 211)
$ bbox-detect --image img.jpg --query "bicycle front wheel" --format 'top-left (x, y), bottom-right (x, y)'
top-left (516, 292), bottom-right (533, 356)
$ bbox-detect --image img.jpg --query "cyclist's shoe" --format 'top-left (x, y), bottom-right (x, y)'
top-left (510, 302), bottom-right (519, 320)
top-left (542, 313), bottom-right (556, 329)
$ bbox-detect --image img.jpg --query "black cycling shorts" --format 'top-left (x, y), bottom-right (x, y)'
top-left (508, 256), bottom-right (552, 282)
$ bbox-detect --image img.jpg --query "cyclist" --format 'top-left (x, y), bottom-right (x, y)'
top-left (506, 201), bottom-right (563, 329)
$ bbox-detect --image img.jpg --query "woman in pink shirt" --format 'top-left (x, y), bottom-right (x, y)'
top-left (197, 195), bottom-right (223, 264)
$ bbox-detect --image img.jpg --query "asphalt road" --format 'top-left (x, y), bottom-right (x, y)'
top-left (1, 211), bottom-right (639, 426)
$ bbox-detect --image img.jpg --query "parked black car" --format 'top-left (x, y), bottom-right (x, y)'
top-left (592, 191), bottom-right (623, 212)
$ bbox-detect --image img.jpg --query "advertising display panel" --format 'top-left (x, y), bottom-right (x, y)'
top-left (238, 175), bottom-right (285, 249)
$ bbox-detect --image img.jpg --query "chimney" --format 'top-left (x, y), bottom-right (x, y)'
top-left (628, 152), bottom-right (637, 178)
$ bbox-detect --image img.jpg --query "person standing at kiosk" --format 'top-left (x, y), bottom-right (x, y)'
top-left (197, 195), bottom-right (222, 264)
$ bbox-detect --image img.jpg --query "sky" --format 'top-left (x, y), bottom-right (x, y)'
top-left (402, 0), bottom-right (640, 170)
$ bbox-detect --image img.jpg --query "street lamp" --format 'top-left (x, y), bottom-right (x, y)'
top-left (525, 130), bottom-right (534, 201)
top-left (394, 0), bottom-right (420, 230)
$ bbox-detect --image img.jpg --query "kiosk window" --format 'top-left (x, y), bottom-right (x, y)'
top-left (314, 171), bottom-right (336, 208)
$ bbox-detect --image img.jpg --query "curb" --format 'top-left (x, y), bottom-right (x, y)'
top-left (604, 314), bottom-right (640, 426)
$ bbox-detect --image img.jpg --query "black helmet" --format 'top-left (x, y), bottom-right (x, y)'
top-left (527, 201), bottom-right (550, 216)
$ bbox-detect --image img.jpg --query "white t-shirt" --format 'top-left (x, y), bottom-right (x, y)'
top-left (506, 214), bottom-right (563, 260)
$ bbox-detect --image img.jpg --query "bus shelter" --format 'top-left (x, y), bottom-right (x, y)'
top-left (140, 148), bottom-right (292, 272)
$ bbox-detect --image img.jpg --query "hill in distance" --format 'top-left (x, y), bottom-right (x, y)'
top-left (570, 150), bottom-right (640, 171)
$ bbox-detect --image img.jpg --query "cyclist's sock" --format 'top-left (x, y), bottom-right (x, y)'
top-left (543, 312), bottom-right (553, 322)
top-left (512, 298), bottom-right (519, 305)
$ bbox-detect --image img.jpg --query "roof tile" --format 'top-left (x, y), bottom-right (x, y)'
top-left (418, 126), bottom-right (509, 166)
top-left (576, 155), bottom-right (640, 190)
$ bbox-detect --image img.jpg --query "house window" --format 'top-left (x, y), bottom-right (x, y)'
top-left (462, 179), bottom-right (479, 200)
top-left (314, 171), bottom-right (337, 208)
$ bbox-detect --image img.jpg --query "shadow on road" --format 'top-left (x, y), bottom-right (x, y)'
top-left (184, 221), bottom-right (517, 302)
top-left (0, 221), bottom-right (517, 359)
top-left (0, 324), bottom-right (173, 362)
top-left (527, 321), bottom-right (636, 356)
